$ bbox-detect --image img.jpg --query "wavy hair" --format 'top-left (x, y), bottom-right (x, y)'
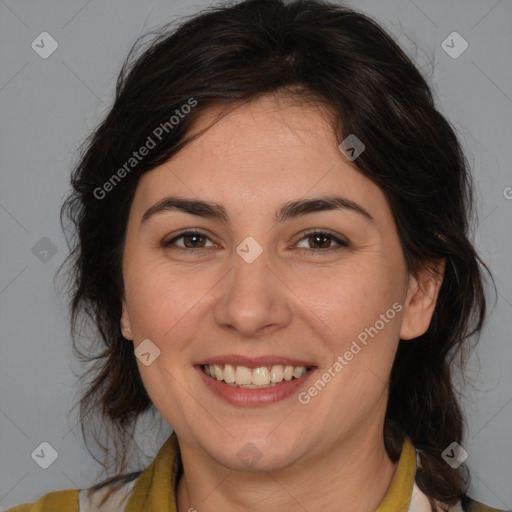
top-left (59, 1), bottom-right (493, 509)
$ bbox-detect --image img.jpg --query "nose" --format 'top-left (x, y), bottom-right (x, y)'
top-left (213, 249), bottom-right (293, 338)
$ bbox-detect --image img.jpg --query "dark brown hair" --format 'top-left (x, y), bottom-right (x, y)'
top-left (59, 1), bottom-right (493, 509)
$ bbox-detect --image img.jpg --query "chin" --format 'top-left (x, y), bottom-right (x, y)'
top-left (199, 431), bottom-right (306, 472)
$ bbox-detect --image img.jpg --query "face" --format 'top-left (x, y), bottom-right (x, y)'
top-left (121, 94), bottom-right (440, 471)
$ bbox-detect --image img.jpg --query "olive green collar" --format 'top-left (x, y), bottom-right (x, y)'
top-left (125, 433), bottom-right (417, 512)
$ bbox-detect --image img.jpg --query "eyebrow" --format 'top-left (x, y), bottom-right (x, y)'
top-left (141, 196), bottom-right (228, 224)
top-left (275, 196), bottom-right (373, 223)
top-left (140, 195), bottom-right (373, 225)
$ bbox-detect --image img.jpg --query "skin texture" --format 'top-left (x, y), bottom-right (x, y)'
top-left (120, 94), bottom-right (444, 512)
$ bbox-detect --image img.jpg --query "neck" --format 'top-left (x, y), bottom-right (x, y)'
top-left (176, 417), bottom-right (399, 512)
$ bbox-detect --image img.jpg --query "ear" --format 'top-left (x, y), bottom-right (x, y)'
top-left (120, 298), bottom-right (134, 340)
top-left (400, 260), bottom-right (445, 340)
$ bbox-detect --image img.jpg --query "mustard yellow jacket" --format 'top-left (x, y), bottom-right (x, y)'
top-left (6, 433), bottom-right (509, 512)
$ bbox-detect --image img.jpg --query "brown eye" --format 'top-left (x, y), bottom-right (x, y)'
top-left (163, 231), bottom-right (215, 249)
top-left (182, 233), bottom-right (207, 248)
top-left (308, 234), bottom-right (331, 249)
top-left (296, 231), bottom-right (348, 251)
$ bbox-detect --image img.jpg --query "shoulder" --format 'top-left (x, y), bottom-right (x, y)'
top-left (4, 480), bottom-right (135, 512)
top-left (461, 494), bottom-right (511, 512)
top-left (78, 480), bottom-right (135, 511)
top-left (4, 433), bottom-right (175, 512)
top-left (411, 481), bottom-right (510, 512)
top-left (4, 489), bottom-right (80, 512)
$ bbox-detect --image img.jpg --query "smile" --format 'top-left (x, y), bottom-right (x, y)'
top-left (201, 363), bottom-right (314, 388)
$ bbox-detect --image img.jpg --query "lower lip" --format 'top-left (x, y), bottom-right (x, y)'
top-left (195, 365), bottom-right (316, 407)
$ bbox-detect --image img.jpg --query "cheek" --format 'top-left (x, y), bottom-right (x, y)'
top-left (290, 259), bottom-right (405, 402)
top-left (294, 260), bottom-right (401, 339)
top-left (123, 252), bottom-right (212, 334)
top-left (295, 265), bottom-right (403, 408)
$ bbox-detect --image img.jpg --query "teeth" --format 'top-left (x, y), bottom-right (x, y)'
top-left (270, 365), bottom-right (284, 382)
top-left (223, 364), bottom-right (236, 383)
top-left (212, 364), bottom-right (222, 380)
top-left (202, 364), bottom-right (310, 387)
top-left (284, 365), bottom-right (294, 381)
top-left (252, 367), bottom-right (270, 385)
top-left (235, 366), bottom-right (252, 385)
top-left (293, 366), bottom-right (306, 379)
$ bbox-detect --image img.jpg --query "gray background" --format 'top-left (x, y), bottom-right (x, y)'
top-left (1, 0), bottom-right (511, 509)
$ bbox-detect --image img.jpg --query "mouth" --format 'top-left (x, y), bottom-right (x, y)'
top-left (199, 363), bottom-right (316, 389)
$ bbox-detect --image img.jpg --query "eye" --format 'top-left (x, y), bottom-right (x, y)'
top-left (295, 230), bottom-right (348, 251)
top-left (163, 230), bottom-right (217, 250)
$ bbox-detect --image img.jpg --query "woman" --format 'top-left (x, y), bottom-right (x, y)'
top-left (7, 0), bottom-right (506, 511)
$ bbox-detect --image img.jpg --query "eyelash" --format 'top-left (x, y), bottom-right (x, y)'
top-left (162, 229), bottom-right (349, 253)
top-left (295, 230), bottom-right (349, 253)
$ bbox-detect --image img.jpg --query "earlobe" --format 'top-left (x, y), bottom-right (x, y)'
top-left (399, 260), bottom-right (445, 341)
top-left (120, 300), bottom-right (133, 340)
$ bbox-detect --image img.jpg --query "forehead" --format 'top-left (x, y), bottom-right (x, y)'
top-left (131, 94), bottom-right (390, 223)
top-left (180, 94), bottom-right (339, 169)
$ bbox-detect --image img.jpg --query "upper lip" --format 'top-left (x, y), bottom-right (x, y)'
top-left (195, 355), bottom-right (316, 368)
